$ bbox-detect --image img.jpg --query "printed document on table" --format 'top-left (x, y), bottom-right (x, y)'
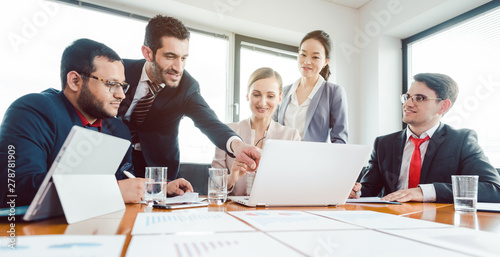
top-left (164, 192), bottom-right (199, 204)
top-left (381, 227), bottom-right (500, 257)
top-left (477, 202), bottom-right (500, 212)
top-left (346, 197), bottom-right (402, 204)
top-left (140, 192), bottom-right (200, 204)
top-left (228, 211), bottom-right (361, 231)
top-left (308, 211), bottom-right (452, 229)
top-left (131, 212), bottom-right (254, 235)
top-left (269, 230), bottom-right (469, 257)
top-left (126, 233), bottom-right (304, 257)
top-left (0, 235), bottom-right (125, 257)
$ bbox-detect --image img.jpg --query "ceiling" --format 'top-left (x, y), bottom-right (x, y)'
top-left (321, 0), bottom-right (372, 9)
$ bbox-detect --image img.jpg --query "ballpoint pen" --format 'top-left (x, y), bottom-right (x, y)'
top-left (123, 170), bottom-right (136, 179)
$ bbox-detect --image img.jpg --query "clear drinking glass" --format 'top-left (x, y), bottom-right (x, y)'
top-left (452, 175), bottom-right (479, 212)
top-left (208, 168), bottom-right (228, 205)
top-left (144, 167), bottom-right (167, 205)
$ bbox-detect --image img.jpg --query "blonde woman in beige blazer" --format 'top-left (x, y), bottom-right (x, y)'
top-left (212, 68), bottom-right (301, 196)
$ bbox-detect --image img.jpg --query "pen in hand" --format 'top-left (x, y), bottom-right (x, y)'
top-left (123, 170), bottom-right (136, 179)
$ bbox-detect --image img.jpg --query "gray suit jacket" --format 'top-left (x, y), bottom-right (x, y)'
top-left (273, 80), bottom-right (348, 143)
top-left (360, 123), bottom-right (500, 203)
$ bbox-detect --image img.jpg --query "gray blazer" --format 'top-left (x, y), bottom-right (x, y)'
top-left (273, 81), bottom-right (348, 143)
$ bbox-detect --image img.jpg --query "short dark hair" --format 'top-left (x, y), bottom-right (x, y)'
top-left (300, 30), bottom-right (333, 81)
top-left (144, 15), bottom-right (190, 55)
top-left (413, 73), bottom-right (459, 107)
top-left (60, 38), bottom-right (121, 90)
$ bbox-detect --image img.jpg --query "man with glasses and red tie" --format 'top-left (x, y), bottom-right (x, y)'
top-left (350, 73), bottom-right (500, 203)
top-left (0, 38), bottom-right (192, 208)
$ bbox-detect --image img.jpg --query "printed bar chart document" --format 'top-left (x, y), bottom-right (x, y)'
top-left (0, 235), bottom-right (125, 257)
top-left (308, 211), bottom-right (452, 229)
top-left (126, 233), bottom-right (304, 257)
top-left (131, 212), bottom-right (254, 235)
top-left (228, 211), bottom-right (361, 231)
top-left (381, 227), bottom-right (500, 257)
top-left (269, 230), bottom-right (469, 257)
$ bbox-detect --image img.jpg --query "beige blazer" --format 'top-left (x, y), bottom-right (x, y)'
top-left (212, 118), bottom-right (301, 196)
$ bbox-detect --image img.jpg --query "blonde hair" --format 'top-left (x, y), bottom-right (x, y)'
top-left (247, 67), bottom-right (283, 94)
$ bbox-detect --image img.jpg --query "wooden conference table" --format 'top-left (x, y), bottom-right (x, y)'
top-left (3, 201), bottom-right (500, 256)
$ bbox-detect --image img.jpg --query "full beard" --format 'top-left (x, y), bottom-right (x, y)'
top-left (150, 60), bottom-right (182, 88)
top-left (77, 82), bottom-right (114, 119)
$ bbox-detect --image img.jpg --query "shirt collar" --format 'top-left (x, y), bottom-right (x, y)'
top-left (141, 63), bottom-right (166, 89)
top-left (406, 122), bottom-right (440, 141)
top-left (289, 75), bottom-right (325, 101)
top-left (74, 107), bottom-right (102, 131)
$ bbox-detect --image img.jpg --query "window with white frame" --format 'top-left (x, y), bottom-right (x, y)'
top-left (405, 2), bottom-right (500, 167)
top-left (234, 35), bottom-right (298, 121)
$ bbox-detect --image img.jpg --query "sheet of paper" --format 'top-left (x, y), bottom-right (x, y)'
top-left (269, 230), bottom-right (469, 257)
top-left (140, 192), bottom-right (200, 204)
top-left (381, 227), bottom-right (500, 257)
top-left (228, 211), bottom-right (361, 231)
top-left (308, 210), bottom-right (451, 229)
top-left (126, 232), bottom-right (304, 257)
top-left (164, 192), bottom-right (199, 204)
top-left (0, 235), bottom-right (125, 257)
top-left (345, 197), bottom-right (402, 204)
top-left (131, 212), bottom-right (254, 235)
top-left (477, 202), bottom-right (500, 212)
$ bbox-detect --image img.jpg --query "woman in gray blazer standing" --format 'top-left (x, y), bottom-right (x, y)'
top-left (273, 30), bottom-right (348, 143)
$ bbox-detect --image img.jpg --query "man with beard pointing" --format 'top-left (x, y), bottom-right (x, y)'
top-left (118, 15), bottom-right (261, 180)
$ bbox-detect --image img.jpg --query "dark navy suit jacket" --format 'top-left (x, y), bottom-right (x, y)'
top-left (0, 89), bottom-right (134, 207)
top-left (119, 59), bottom-right (237, 180)
top-left (361, 123), bottom-right (500, 203)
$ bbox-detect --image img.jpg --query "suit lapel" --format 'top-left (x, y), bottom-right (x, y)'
top-left (118, 60), bottom-right (144, 117)
top-left (390, 130), bottom-right (406, 192)
top-left (420, 123), bottom-right (446, 183)
top-left (278, 87), bottom-right (292, 124)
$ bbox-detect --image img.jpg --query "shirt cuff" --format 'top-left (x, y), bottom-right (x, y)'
top-left (226, 136), bottom-right (242, 155)
top-left (419, 184), bottom-right (437, 202)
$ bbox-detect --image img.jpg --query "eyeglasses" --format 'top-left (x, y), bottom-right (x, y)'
top-left (80, 73), bottom-right (130, 94)
top-left (400, 93), bottom-right (442, 105)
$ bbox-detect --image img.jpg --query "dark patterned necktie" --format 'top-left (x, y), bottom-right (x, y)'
top-left (130, 80), bottom-right (161, 126)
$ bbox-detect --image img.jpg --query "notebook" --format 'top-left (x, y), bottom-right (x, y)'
top-left (229, 140), bottom-right (371, 207)
top-left (23, 126), bottom-right (130, 223)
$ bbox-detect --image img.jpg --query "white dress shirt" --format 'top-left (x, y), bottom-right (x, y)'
top-left (284, 76), bottom-right (324, 139)
top-left (399, 122), bottom-right (440, 202)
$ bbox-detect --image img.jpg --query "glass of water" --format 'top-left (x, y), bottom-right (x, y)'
top-left (208, 168), bottom-right (228, 205)
top-left (144, 167), bottom-right (167, 205)
top-left (452, 175), bottom-right (479, 212)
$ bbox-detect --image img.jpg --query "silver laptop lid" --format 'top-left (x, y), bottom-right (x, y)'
top-left (24, 126), bottom-right (129, 222)
top-left (247, 140), bottom-right (371, 207)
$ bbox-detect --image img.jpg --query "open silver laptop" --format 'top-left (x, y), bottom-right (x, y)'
top-left (229, 140), bottom-right (371, 207)
top-left (23, 126), bottom-right (130, 223)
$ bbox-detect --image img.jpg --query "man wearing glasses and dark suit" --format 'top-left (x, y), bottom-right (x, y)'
top-left (0, 38), bottom-right (192, 208)
top-left (351, 73), bottom-right (500, 203)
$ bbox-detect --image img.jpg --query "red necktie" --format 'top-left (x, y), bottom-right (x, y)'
top-left (130, 81), bottom-right (161, 126)
top-left (408, 136), bottom-right (430, 188)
